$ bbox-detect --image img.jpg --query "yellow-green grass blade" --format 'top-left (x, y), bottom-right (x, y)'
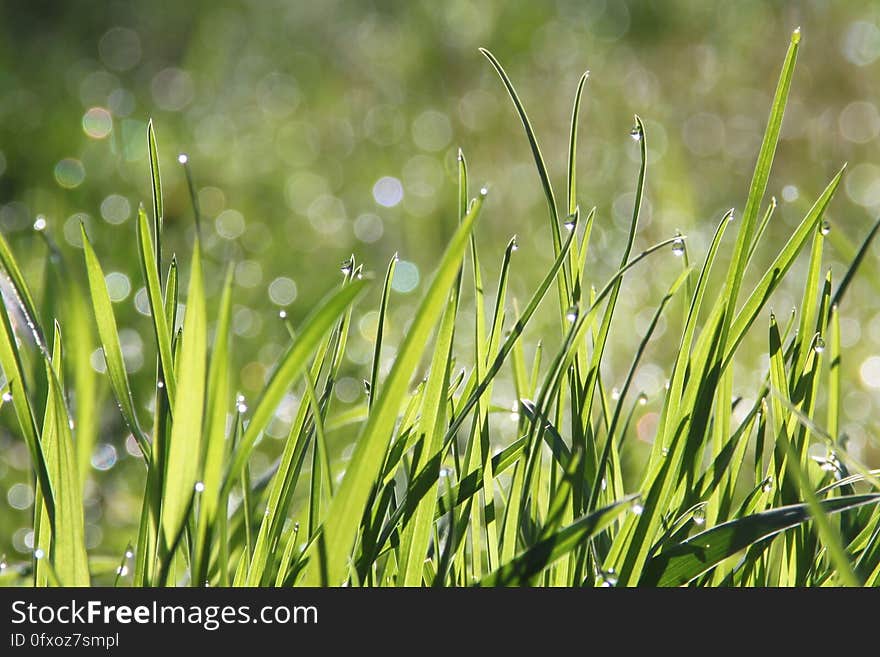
top-left (147, 119), bottom-right (163, 277)
top-left (0, 230), bottom-right (45, 349)
top-left (160, 242), bottom-right (207, 549)
top-left (480, 48), bottom-right (571, 313)
top-left (41, 330), bottom-right (90, 585)
top-left (300, 195), bottom-right (483, 585)
top-left (369, 254), bottom-right (397, 408)
top-left (398, 284), bottom-right (458, 585)
top-left (192, 267), bottom-right (233, 585)
top-left (136, 206), bottom-right (176, 402)
top-left (224, 279), bottom-right (367, 490)
top-left (81, 225), bottom-right (149, 457)
top-left (720, 29), bottom-right (800, 342)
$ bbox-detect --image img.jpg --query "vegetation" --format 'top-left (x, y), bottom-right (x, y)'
top-left (1, 29), bottom-right (880, 587)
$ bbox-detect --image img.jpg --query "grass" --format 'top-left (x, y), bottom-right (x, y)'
top-left (1, 28), bottom-right (880, 587)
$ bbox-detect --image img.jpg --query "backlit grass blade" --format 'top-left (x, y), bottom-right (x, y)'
top-left (80, 225), bottom-right (149, 457)
top-left (640, 494), bottom-right (878, 586)
top-left (369, 254), bottom-right (397, 409)
top-left (300, 194), bottom-right (484, 585)
top-left (40, 327), bottom-right (89, 586)
top-left (0, 230), bottom-right (45, 350)
top-left (148, 119), bottom-right (163, 278)
top-left (136, 206), bottom-right (176, 401)
top-left (224, 279), bottom-right (367, 489)
top-left (192, 267), bottom-right (234, 585)
top-left (160, 242), bottom-right (207, 550)
top-left (480, 48), bottom-right (571, 310)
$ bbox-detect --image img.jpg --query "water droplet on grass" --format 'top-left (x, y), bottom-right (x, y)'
top-left (511, 235), bottom-right (518, 251)
top-left (340, 255), bottom-right (354, 276)
top-left (598, 569), bottom-right (618, 587)
top-left (479, 186), bottom-right (488, 197)
top-left (693, 508), bottom-right (706, 526)
top-left (629, 125), bottom-right (643, 141)
top-left (814, 336), bottom-right (826, 353)
top-left (279, 309), bottom-right (287, 319)
top-left (34, 548), bottom-right (45, 560)
top-left (672, 237), bottom-right (685, 257)
top-left (157, 380), bottom-right (165, 389)
top-left (363, 379), bottom-right (371, 396)
top-left (194, 481), bottom-right (205, 493)
top-left (762, 477), bottom-right (773, 493)
top-left (177, 153), bottom-right (188, 164)
top-left (565, 306), bottom-right (578, 322)
top-left (125, 549), bottom-right (134, 559)
top-left (611, 387), bottom-right (620, 400)
top-left (563, 217), bottom-right (576, 231)
top-left (631, 499), bottom-right (644, 515)
top-left (821, 220), bottom-right (831, 236)
top-left (33, 216), bottom-right (47, 231)
top-left (1, 392), bottom-right (12, 403)
top-left (637, 392), bottom-right (648, 406)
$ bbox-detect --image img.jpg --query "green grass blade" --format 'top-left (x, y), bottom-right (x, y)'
top-left (640, 494), bottom-right (878, 586)
top-left (300, 194), bottom-right (484, 585)
top-left (224, 279), bottom-right (367, 489)
top-left (160, 242), bottom-right (207, 551)
top-left (80, 225), bottom-right (149, 456)
top-left (479, 495), bottom-right (637, 586)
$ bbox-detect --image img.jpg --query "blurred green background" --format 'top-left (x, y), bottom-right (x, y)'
top-left (2, 0), bottom-right (880, 563)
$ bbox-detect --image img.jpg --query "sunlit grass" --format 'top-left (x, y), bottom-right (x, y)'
top-left (1, 29), bottom-right (879, 587)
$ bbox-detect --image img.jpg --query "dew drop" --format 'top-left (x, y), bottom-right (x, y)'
top-left (194, 481), bottom-right (205, 493)
top-left (510, 235), bottom-right (518, 251)
top-left (479, 186), bottom-right (488, 197)
top-left (598, 569), bottom-right (618, 587)
top-left (814, 336), bottom-right (826, 353)
top-left (510, 401), bottom-right (519, 422)
top-left (565, 306), bottom-right (578, 323)
top-left (563, 217), bottom-right (576, 232)
top-left (116, 565), bottom-right (129, 576)
top-left (661, 447), bottom-right (669, 457)
top-left (237, 402), bottom-right (248, 414)
top-left (671, 237), bottom-right (685, 257)
top-left (278, 309), bottom-right (287, 320)
top-left (1, 391), bottom-right (12, 403)
top-left (637, 392), bottom-right (648, 406)
top-left (0, 557), bottom-right (6, 571)
top-left (34, 548), bottom-right (45, 560)
top-left (157, 380), bottom-right (165, 389)
top-left (611, 387), bottom-right (621, 400)
top-left (33, 215), bottom-right (47, 232)
top-left (630, 499), bottom-right (644, 516)
top-left (762, 477), bottom-right (773, 493)
top-left (693, 508), bottom-right (706, 526)
top-left (340, 256), bottom-right (354, 276)
top-left (177, 153), bottom-right (188, 165)
top-left (629, 125), bottom-right (643, 142)
top-left (439, 467), bottom-right (451, 479)
top-left (363, 379), bottom-right (372, 396)
top-left (125, 549), bottom-right (134, 559)
top-left (821, 220), bottom-right (831, 236)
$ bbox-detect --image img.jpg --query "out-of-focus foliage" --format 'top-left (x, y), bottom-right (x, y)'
top-left (1, 0), bottom-right (879, 563)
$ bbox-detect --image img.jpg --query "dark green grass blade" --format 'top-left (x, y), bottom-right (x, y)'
top-left (640, 494), bottom-right (879, 586)
top-left (479, 495), bottom-right (637, 586)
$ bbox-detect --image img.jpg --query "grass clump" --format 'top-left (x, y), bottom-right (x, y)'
top-left (1, 29), bottom-right (879, 587)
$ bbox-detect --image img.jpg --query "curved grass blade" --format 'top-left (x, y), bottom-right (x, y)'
top-left (640, 494), bottom-right (879, 586)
